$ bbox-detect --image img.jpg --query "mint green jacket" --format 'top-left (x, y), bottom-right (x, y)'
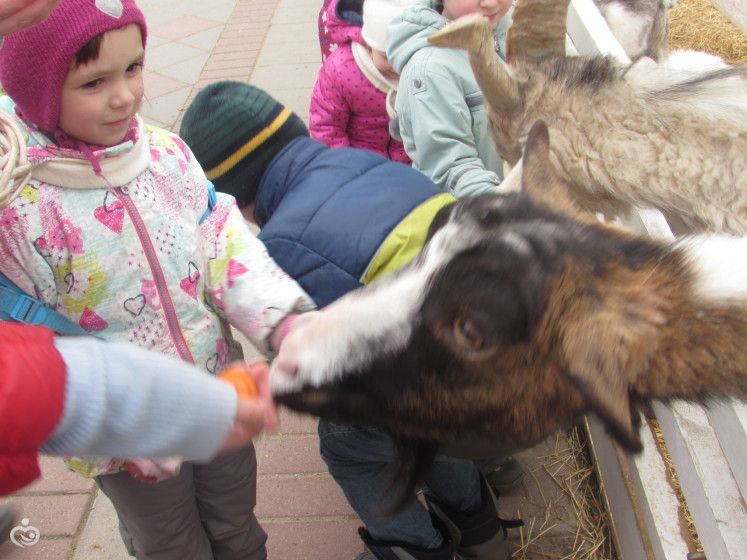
top-left (387, 0), bottom-right (511, 198)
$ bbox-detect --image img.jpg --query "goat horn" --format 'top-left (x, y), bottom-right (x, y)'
top-left (428, 14), bottom-right (520, 112)
top-left (508, 0), bottom-right (570, 63)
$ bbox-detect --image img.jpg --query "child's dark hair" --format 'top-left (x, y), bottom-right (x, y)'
top-left (74, 34), bottom-right (105, 67)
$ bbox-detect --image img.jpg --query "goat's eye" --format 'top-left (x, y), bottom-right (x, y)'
top-left (452, 317), bottom-right (485, 350)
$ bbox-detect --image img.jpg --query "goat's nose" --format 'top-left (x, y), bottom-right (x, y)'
top-left (272, 352), bottom-right (298, 379)
top-left (269, 350), bottom-right (301, 396)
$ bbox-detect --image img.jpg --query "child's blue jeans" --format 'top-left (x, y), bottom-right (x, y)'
top-left (318, 420), bottom-right (483, 549)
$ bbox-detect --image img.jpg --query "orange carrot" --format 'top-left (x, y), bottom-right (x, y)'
top-left (218, 363), bottom-right (258, 398)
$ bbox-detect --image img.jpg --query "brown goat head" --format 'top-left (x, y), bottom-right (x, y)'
top-left (271, 121), bottom-right (747, 456)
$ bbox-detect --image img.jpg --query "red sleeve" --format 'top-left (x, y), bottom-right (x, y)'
top-left (0, 323), bottom-right (67, 495)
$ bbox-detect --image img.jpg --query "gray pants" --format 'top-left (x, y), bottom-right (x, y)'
top-left (97, 446), bottom-right (267, 560)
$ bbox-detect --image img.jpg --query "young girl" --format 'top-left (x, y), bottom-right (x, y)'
top-left (310, 0), bottom-right (413, 164)
top-left (0, 1), bottom-right (313, 558)
top-left (387, 0), bottom-right (513, 197)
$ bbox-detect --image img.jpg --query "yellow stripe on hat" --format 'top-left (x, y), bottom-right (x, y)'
top-left (205, 107), bottom-right (292, 180)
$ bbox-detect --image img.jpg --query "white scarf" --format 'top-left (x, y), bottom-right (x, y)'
top-left (352, 41), bottom-right (400, 118)
top-left (0, 114), bottom-right (150, 210)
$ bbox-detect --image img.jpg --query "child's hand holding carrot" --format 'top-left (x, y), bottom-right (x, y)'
top-left (218, 361), bottom-right (280, 453)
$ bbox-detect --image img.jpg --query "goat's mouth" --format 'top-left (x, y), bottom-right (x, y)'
top-left (273, 384), bottom-right (380, 424)
top-left (273, 386), bottom-right (334, 414)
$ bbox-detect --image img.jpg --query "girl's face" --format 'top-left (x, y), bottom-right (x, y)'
top-left (58, 24), bottom-right (144, 146)
top-left (371, 49), bottom-right (399, 82)
top-left (442, 0), bottom-right (512, 28)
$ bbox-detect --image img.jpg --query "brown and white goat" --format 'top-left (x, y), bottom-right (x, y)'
top-left (428, 0), bottom-right (747, 234)
top-left (271, 121), bottom-right (747, 457)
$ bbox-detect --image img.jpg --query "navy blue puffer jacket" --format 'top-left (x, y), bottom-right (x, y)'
top-left (255, 137), bottom-right (442, 307)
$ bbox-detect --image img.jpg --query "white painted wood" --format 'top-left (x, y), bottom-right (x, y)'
top-left (707, 400), bottom-right (747, 499)
top-left (585, 417), bottom-right (659, 560)
top-left (632, 424), bottom-right (690, 559)
top-left (653, 402), bottom-right (747, 560)
top-left (619, 207), bottom-right (674, 241)
top-left (567, 0), bottom-right (630, 62)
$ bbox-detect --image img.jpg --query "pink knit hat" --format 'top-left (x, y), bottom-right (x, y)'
top-left (0, 0), bottom-right (147, 133)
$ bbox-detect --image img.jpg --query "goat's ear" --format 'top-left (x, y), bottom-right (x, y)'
top-left (425, 202), bottom-right (455, 243)
top-left (521, 121), bottom-right (593, 223)
top-left (560, 310), bottom-right (658, 452)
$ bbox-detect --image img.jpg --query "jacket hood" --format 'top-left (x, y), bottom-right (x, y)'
top-left (387, 2), bottom-right (445, 74)
top-left (324, 0), bottom-right (364, 46)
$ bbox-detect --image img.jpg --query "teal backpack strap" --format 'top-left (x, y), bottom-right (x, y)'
top-left (0, 272), bottom-right (90, 336)
top-left (199, 181), bottom-right (218, 225)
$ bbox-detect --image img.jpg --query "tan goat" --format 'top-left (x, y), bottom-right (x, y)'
top-left (428, 0), bottom-right (747, 234)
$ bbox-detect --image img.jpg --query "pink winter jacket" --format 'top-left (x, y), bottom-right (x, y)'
top-left (310, 0), bottom-right (410, 164)
top-left (0, 98), bottom-right (315, 476)
top-left (310, 44), bottom-right (410, 164)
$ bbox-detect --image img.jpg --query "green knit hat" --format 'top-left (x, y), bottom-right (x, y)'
top-left (180, 81), bottom-right (309, 208)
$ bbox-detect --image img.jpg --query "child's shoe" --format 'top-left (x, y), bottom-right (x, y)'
top-left (357, 527), bottom-right (454, 560)
top-left (424, 474), bottom-right (522, 560)
top-left (484, 456), bottom-right (524, 492)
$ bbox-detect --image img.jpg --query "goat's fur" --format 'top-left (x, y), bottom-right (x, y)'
top-left (428, 0), bottom-right (747, 235)
top-left (271, 121), bottom-right (747, 459)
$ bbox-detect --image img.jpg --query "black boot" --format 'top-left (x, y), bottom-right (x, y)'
top-left (482, 456), bottom-right (524, 493)
top-left (424, 475), bottom-right (521, 560)
top-left (357, 527), bottom-right (455, 560)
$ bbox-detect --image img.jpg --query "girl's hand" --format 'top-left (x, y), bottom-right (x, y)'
top-left (0, 0), bottom-right (60, 35)
top-left (218, 361), bottom-right (280, 453)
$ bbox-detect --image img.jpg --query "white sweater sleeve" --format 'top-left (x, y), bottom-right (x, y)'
top-left (41, 337), bottom-right (237, 462)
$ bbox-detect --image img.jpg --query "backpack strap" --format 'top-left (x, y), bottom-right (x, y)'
top-left (199, 180), bottom-right (218, 225)
top-left (0, 273), bottom-right (90, 336)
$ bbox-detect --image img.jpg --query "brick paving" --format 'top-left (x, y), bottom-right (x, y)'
top-left (255, 412), bottom-right (363, 560)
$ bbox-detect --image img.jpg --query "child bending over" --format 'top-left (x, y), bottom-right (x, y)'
top-left (182, 81), bottom-right (523, 560)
